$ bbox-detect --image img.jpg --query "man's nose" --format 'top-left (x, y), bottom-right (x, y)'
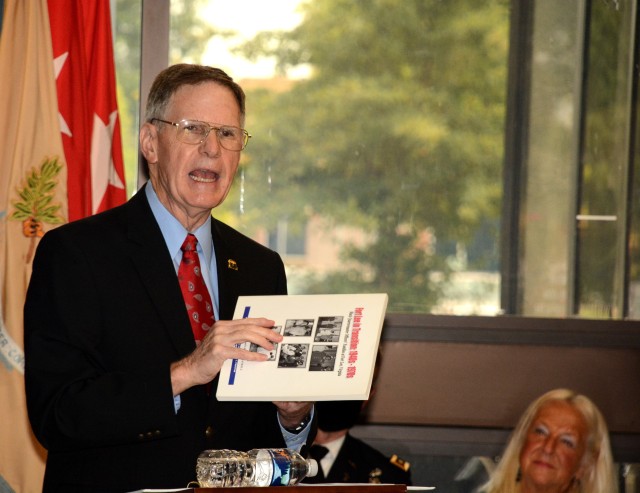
top-left (200, 129), bottom-right (221, 156)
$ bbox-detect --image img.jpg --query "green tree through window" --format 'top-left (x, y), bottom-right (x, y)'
top-left (222, 0), bottom-right (509, 313)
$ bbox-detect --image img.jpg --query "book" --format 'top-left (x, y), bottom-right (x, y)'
top-left (216, 293), bottom-right (388, 401)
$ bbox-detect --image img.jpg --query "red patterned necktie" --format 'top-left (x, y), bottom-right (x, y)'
top-left (178, 234), bottom-right (215, 343)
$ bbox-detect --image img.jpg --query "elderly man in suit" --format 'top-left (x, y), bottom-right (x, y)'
top-left (24, 64), bottom-right (314, 493)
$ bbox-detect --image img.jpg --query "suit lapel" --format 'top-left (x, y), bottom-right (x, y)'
top-left (327, 435), bottom-right (355, 483)
top-left (125, 188), bottom-right (195, 357)
top-left (212, 219), bottom-right (240, 321)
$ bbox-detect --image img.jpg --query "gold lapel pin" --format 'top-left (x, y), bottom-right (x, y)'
top-left (227, 259), bottom-right (238, 271)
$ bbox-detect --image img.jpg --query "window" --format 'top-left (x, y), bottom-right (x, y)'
top-left (168, 0), bottom-right (507, 315)
top-left (512, 0), bottom-right (639, 318)
top-left (268, 219), bottom-right (306, 256)
top-left (112, 0), bottom-right (640, 319)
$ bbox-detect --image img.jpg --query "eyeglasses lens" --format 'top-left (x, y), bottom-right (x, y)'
top-left (178, 120), bottom-right (247, 151)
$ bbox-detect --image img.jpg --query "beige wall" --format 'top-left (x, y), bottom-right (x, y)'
top-left (361, 315), bottom-right (640, 441)
top-left (368, 339), bottom-right (640, 433)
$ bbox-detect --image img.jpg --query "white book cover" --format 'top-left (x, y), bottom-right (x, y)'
top-left (216, 293), bottom-right (388, 401)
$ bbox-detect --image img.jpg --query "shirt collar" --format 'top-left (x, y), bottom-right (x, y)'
top-left (144, 182), bottom-right (213, 264)
top-left (323, 434), bottom-right (347, 461)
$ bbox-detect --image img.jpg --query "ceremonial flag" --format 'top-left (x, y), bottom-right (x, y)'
top-left (0, 0), bottom-right (66, 491)
top-left (48, 0), bottom-right (126, 221)
top-left (0, 0), bottom-right (126, 490)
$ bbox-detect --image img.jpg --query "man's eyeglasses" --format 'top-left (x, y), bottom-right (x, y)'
top-left (151, 119), bottom-right (251, 151)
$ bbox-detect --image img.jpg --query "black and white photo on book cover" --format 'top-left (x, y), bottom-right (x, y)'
top-left (216, 293), bottom-right (388, 401)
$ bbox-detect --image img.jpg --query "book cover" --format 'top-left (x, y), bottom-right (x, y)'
top-left (216, 293), bottom-right (388, 401)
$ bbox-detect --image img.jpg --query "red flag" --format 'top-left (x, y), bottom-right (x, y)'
top-left (48, 0), bottom-right (126, 221)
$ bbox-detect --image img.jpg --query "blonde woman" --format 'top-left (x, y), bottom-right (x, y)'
top-left (479, 388), bottom-right (618, 493)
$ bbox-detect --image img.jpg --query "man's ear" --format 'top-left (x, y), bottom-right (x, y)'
top-left (139, 122), bottom-right (158, 164)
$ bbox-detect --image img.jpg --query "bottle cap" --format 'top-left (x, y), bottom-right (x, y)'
top-left (307, 458), bottom-right (319, 477)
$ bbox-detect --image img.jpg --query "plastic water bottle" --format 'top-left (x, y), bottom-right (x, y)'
top-left (196, 448), bottom-right (318, 487)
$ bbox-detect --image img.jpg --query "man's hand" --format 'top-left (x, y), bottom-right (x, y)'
top-left (274, 401), bottom-right (314, 430)
top-left (170, 317), bottom-right (281, 395)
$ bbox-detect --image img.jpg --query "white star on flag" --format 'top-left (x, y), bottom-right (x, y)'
top-left (53, 52), bottom-right (71, 137)
top-left (92, 111), bottom-right (125, 213)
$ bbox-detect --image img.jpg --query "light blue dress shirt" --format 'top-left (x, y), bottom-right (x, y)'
top-left (144, 183), bottom-right (311, 450)
top-left (145, 183), bottom-right (219, 320)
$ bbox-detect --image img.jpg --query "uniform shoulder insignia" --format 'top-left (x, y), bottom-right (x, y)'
top-left (390, 454), bottom-right (410, 472)
top-left (368, 467), bottom-right (383, 484)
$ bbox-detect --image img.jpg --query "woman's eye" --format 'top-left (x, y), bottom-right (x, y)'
top-left (561, 437), bottom-right (576, 448)
top-left (533, 425), bottom-right (548, 436)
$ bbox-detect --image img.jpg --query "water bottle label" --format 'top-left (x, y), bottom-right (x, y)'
top-left (254, 449), bottom-right (293, 486)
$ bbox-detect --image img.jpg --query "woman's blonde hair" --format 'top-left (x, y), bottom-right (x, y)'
top-left (478, 388), bottom-right (618, 493)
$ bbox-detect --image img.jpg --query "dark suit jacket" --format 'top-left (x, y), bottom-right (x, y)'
top-left (305, 434), bottom-right (412, 485)
top-left (24, 187), bottom-right (292, 493)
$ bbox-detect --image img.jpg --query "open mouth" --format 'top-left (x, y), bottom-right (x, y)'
top-left (189, 169), bottom-right (219, 183)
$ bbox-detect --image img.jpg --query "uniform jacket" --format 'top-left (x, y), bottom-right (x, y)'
top-left (306, 433), bottom-right (412, 485)
top-left (24, 187), bottom-right (291, 492)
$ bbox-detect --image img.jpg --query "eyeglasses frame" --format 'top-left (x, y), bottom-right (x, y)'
top-left (151, 118), bottom-right (251, 151)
